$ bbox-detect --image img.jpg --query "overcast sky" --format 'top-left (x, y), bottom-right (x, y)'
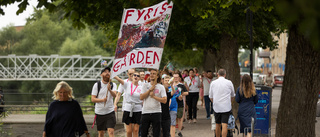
top-left (0, 0), bottom-right (37, 29)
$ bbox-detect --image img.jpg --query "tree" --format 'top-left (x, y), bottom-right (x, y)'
top-left (274, 0), bottom-right (320, 136)
top-left (11, 12), bottom-right (71, 55)
top-left (59, 28), bottom-right (110, 56)
top-left (0, 25), bottom-right (23, 55)
top-left (171, 0), bottom-right (282, 109)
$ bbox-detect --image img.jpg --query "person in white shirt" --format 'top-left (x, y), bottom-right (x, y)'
top-left (114, 71), bottom-right (143, 137)
top-left (139, 71), bottom-right (147, 84)
top-left (114, 68), bottom-right (135, 112)
top-left (203, 70), bottom-right (215, 119)
top-left (91, 67), bottom-right (117, 137)
top-left (140, 69), bottom-right (167, 137)
top-left (184, 69), bottom-right (201, 123)
top-left (209, 69), bottom-right (235, 137)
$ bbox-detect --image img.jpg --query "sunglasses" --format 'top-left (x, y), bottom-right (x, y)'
top-left (133, 74), bottom-right (140, 77)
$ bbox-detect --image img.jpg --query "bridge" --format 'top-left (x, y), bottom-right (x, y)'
top-left (0, 54), bottom-right (126, 81)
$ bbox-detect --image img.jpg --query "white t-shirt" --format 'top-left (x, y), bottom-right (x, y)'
top-left (203, 77), bottom-right (214, 96)
top-left (184, 76), bottom-right (200, 93)
top-left (138, 80), bottom-right (147, 86)
top-left (118, 79), bottom-right (130, 111)
top-left (91, 81), bottom-right (117, 115)
top-left (209, 77), bottom-right (235, 113)
top-left (141, 83), bottom-right (167, 114)
top-left (121, 81), bottom-right (143, 112)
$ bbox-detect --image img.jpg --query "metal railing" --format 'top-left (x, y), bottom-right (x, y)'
top-left (0, 92), bottom-right (122, 115)
top-left (0, 54), bottom-right (116, 81)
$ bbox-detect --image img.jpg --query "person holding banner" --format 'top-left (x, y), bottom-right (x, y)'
top-left (114, 72), bottom-right (143, 137)
top-left (184, 69), bottom-right (201, 123)
top-left (91, 67), bottom-right (117, 137)
top-left (140, 69), bottom-right (167, 137)
top-left (114, 68), bottom-right (135, 112)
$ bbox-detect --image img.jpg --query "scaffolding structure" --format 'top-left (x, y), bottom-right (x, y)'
top-left (0, 54), bottom-right (116, 81)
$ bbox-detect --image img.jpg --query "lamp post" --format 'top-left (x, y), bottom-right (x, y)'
top-left (246, 4), bottom-right (253, 79)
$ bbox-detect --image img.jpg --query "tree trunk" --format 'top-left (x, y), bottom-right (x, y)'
top-left (213, 33), bottom-right (240, 114)
top-left (203, 49), bottom-right (216, 72)
top-left (276, 25), bottom-right (320, 137)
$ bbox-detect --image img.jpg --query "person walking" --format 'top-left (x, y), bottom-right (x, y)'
top-left (236, 74), bottom-right (258, 137)
top-left (172, 72), bottom-right (188, 137)
top-left (114, 68), bottom-right (135, 112)
top-left (209, 69), bottom-right (235, 137)
top-left (264, 71), bottom-right (274, 88)
top-left (43, 81), bottom-right (90, 137)
top-left (199, 71), bottom-right (206, 108)
top-left (161, 75), bottom-right (173, 137)
top-left (140, 69), bottom-right (167, 137)
top-left (91, 67), bottom-right (117, 137)
top-left (203, 70), bottom-right (215, 119)
top-left (184, 69), bottom-right (200, 123)
top-left (139, 70), bottom-right (147, 84)
top-left (114, 71), bottom-right (143, 137)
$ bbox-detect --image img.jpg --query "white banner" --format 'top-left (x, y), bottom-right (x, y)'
top-left (111, 0), bottom-right (173, 78)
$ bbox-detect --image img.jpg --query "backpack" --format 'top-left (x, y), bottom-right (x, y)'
top-left (96, 81), bottom-right (113, 98)
top-left (94, 81), bottom-right (113, 106)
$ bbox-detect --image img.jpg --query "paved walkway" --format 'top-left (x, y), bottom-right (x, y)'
top-left (2, 99), bottom-right (320, 137)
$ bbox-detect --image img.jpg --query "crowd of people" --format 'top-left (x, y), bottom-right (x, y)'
top-left (43, 67), bottom-right (259, 137)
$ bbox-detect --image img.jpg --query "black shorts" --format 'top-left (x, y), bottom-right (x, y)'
top-left (96, 111), bottom-right (116, 130)
top-left (122, 111), bottom-right (142, 125)
top-left (214, 112), bottom-right (230, 124)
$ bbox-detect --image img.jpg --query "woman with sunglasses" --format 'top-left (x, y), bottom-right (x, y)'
top-left (114, 72), bottom-right (143, 137)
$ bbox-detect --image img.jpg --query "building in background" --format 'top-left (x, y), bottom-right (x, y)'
top-left (270, 33), bottom-right (287, 75)
top-left (259, 32), bottom-right (288, 75)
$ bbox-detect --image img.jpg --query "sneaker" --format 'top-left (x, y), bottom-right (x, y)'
top-left (193, 119), bottom-right (197, 123)
top-left (206, 117), bottom-right (211, 120)
top-left (188, 120), bottom-right (192, 124)
top-left (178, 132), bottom-right (183, 137)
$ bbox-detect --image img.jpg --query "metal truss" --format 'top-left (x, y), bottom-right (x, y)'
top-left (0, 54), bottom-right (122, 81)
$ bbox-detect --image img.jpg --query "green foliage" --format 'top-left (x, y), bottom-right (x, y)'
top-left (0, 25), bottom-right (23, 55)
top-left (59, 28), bottom-right (110, 56)
top-left (12, 13), bottom-right (70, 55)
top-left (275, 0), bottom-right (320, 50)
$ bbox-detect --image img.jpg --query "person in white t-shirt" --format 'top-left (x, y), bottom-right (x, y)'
top-left (91, 67), bottom-right (117, 137)
top-left (114, 71), bottom-right (143, 137)
top-left (139, 71), bottom-right (147, 84)
top-left (209, 69), bottom-right (235, 137)
top-left (184, 69), bottom-right (201, 123)
top-left (203, 70), bottom-right (215, 119)
top-left (140, 69), bottom-right (167, 137)
top-left (114, 68), bottom-right (135, 112)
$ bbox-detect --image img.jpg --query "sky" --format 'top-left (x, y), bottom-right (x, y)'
top-left (0, 0), bottom-right (37, 29)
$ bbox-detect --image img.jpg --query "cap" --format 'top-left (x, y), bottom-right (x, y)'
top-left (161, 74), bottom-right (167, 79)
top-left (101, 67), bottom-right (111, 74)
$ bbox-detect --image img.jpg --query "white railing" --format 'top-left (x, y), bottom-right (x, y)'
top-left (0, 54), bottom-right (126, 81)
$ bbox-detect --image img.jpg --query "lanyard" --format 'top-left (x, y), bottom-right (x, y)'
top-left (131, 83), bottom-right (138, 96)
top-left (206, 78), bottom-right (212, 84)
top-left (190, 76), bottom-right (196, 85)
